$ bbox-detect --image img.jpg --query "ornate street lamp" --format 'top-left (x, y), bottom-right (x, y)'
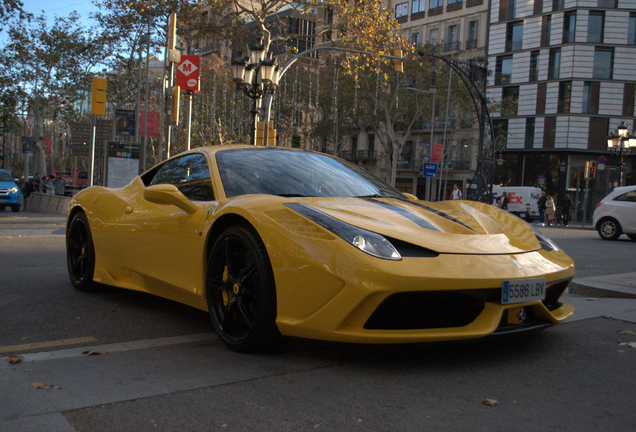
top-left (230, 38), bottom-right (281, 146)
top-left (606, 121), bottom-right (636, 186)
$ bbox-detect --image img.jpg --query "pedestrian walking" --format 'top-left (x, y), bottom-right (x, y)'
top-left (538, 192), bottom-right (546, 226)
top-left (562, 195), bottom-right (573, 227)
top-left (498, 192), bottom-right (509, 209)
top-left (451, 184), bottom-right (462, 200)
top-left (545, 194), bottom-right (555, 226)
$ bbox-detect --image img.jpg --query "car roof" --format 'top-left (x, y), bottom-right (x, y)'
top-left (602, 185), bottom-right (636, 200)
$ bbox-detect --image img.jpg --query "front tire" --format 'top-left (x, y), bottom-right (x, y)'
top-left (598, 218), bottom-right (622, 241)
top-left (206, 224), bottom-right (281, 353)
top-left (66, 212), bottom-right (96, 291)
top-left (11, 204), bottom-right (20, 212)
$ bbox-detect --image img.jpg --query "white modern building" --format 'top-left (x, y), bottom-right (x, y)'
top-left (487, 0), bottom-right (636, 219)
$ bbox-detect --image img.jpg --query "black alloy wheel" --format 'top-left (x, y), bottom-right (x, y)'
top-left (67, 212), bottom-right (96, 291)
top-left (206, 224), bottom-right (281, 353)
top-left (598, 218), bottom-right (622, 241)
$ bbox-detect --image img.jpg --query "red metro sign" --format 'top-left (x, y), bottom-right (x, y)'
top-left (176, 55), bottom-right (200, 93)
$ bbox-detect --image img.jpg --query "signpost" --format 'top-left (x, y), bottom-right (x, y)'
top-left (176, 55), bottom-right (200, 151)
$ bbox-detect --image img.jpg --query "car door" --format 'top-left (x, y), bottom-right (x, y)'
top-left (613, 190), bottom-right (636, 233)
top-left (122, 152), bottom-right (217, 304)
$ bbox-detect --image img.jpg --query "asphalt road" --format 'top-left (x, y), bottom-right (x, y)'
top-left (1, 211), bottom-right (635, 431)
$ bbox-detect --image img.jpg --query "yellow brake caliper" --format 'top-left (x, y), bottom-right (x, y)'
top-left (222, 266), bottom-right (232, 306)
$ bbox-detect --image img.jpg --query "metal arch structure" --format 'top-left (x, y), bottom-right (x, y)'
top-left (418, 52), bottom-right (498, 204)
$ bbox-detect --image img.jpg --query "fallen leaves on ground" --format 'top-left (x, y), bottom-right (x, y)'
top-left (32, 382), bottom-right (61, 390)
top-left (618, 341), bottom-right (636, 349)
top-left (6, 355), bottom-right (24, 364)
top-left (586, 298), bottom-right (598, 301)
top-left (82, 350), bottom-right (108, 356)
top-left (617, 330), bottom-right (635, 335)
top-left (483, 399), bottom-right (498, 406)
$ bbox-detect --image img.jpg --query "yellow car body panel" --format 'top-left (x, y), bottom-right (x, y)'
top-left (67, 145), bottom-right (575, 345)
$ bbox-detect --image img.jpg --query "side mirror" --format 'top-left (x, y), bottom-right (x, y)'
top-left (143, 184), bottom-right (198, 214)
top-left (403, 193), bottom-right (419, 201)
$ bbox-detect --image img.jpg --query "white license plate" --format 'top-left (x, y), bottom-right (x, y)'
top-left (501, 277), bottom-right (546, 304)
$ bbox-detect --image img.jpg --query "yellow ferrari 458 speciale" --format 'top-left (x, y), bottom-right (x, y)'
top-left (66, 145), bottom-right (575, 352)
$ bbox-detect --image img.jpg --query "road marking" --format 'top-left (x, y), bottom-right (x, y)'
top-left (0, 333), bottom-right (216, 362)
top-left (0, 337), bottom-right (97, 354)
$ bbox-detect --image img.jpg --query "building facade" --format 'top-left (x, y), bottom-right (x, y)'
top-left (487, 0), bottom-right (636, 220)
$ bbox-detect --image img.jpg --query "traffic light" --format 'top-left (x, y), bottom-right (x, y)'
top-left (91, 76), bottom-right (107, 116)
top-left (393, 48), bottom-right (404, 73)
top-left (585, 161), bottom-right (597, 179)
top-left (171, 86), bottom-right (180, 124)
top-left (168, 13), bottom-right (177, 50)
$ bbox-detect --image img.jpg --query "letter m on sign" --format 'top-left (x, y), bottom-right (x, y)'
top-left (176, 55), bottom-right (200, 93)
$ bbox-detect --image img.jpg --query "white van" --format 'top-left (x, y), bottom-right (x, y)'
top-left (492, 186), bottom-right (542, 221)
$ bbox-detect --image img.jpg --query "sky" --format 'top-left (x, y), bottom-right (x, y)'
top-left (21, 0), bottom-right (99, 22)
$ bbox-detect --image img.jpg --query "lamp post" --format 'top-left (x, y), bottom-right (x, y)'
top-left (606, 121), bottom-right (636, 187)
top-left (406, 87), bottom-right (436, 201)
top-left (231, 38), bottom-right (281, 146)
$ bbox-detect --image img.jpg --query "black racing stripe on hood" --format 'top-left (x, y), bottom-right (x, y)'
top-left (367, 199), bottom-right (441, 232)
top-left (400, 200), bottom-right (477, 233)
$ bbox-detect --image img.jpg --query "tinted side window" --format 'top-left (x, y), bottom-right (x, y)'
top-left (150, 153), bottom-right (215, 201)
top-left (614, 191), bottom-right (636, 202)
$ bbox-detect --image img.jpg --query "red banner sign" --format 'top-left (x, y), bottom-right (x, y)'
top-left (176, 55), bottom-right (200, 93)
top-left (44, 138), bottom-right (52, 156)
top-left (431, 143), bottom-right (444, 163)
top-left (140, 111), bottom-right (159, 138)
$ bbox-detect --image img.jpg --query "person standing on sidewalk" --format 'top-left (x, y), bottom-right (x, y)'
top-left (451, 184), bottom-right (462, 200)
top-left (538, 192), bottom-right (547, 226)
top-left (562, 195), bottom-right (573, 227)
top-left (545, 194), bottom-right (555, 226)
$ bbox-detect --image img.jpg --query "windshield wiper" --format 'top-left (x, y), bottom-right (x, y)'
top-left (275, 193), bottom-right (310, 197)
top-left (354, 194), bottom-right (384, 198)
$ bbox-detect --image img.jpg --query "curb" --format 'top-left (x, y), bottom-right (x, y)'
top-left (569, 273), bottom-right (636, 299)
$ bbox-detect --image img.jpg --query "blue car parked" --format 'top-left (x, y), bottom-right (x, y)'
top-left (0, 169), bottom-right (22, 212)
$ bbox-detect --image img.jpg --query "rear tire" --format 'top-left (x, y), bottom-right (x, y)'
top-left (597, 218), bottom-right (622, 241)
top-left (66, 212), bottom-right (96, 291)
top-left (0, 205), bottom-right (5, 211)
top-left (206, 224), bottom-right (282, 353)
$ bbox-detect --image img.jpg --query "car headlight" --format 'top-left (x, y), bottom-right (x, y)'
top-left (286, 203), bottom-right (401, 260)
top-left (533, 228), bottom-right (559, 252)
top-left (11, 187), bottom-right (19, 193)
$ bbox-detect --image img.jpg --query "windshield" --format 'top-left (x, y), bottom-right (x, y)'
top-left (216, 148), bottom-right (405, 199)
top-left (0, 172), bottom-right (13, 183)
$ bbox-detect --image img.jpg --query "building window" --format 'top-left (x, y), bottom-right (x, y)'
top-left (588, 12), bottom-right (604, 43)
top-left (430, 28), bottom-right (439, 43)
top-left (553, 0), bottom-right (563, 11)
top-left (412, 0), bottom-right (426, 13)
top-left (597, 0), bottom-right (616, 7)
top-left (529, 51), bottom-right (540, 82)
top-left (368, 134), bottom-right (375, 153)
top-left (502, 86), bottom-right (519, 116)
top-left (495, 56), bottom-right (513, 85)
top-left (448, 0), bottom-right (460, 4)
top-left (467, 20), bottom-right (478, 49)
top-left (493, 119), bottom-right (509, 143)
top-left (506, 21), bottom-right (523, 51)
top-left (582, 82), bottom-right (592, 114)
top-left (411, 32), bottom-right (422, 45)
top-left (446, 25), bottom-right (460, 51)
top-left (563, 12), bottom-right (576, 43)
top-left (582, 81), bottom-right (600, 114)
top-left (542, 15), bottom-right (552, 46)
top-left (593, 47), bottom-right (614, 79)
top-left (430, 0), bottom-right (443, 9)
top-left (395, 2), bottom-right (409, 18)
top-left (558, 81), bottom-right (572, 113)
top-left (508, 0), bottom-right (516, 20)
top-left (629, 13), bottom-right (636, 45)
top-left (525, 118), bottom-right (535, 149)
top-left (548, 48), bottom-right (560, 80)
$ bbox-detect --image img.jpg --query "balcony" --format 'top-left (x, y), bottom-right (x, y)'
top-left (428, 6), bottom-right (443, 16)
top-left (445, 41), bottom-right (460, 52)
top-left (446, 1), bottom-right (463, 12)
top-left (465, 39), bottom-right (478, 50)
top-left (340, 150), bottom-right (378, 161)
top-left (466, 0), bottom-right (483, 7)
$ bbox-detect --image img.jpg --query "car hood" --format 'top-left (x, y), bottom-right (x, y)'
top-left (0, 181), bottom-right (18, 188)
top-left (292, 197), bottom-right (541, 255)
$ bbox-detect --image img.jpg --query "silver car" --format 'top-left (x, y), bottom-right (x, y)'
top-left (593, 185), bottom-right (636, 241)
